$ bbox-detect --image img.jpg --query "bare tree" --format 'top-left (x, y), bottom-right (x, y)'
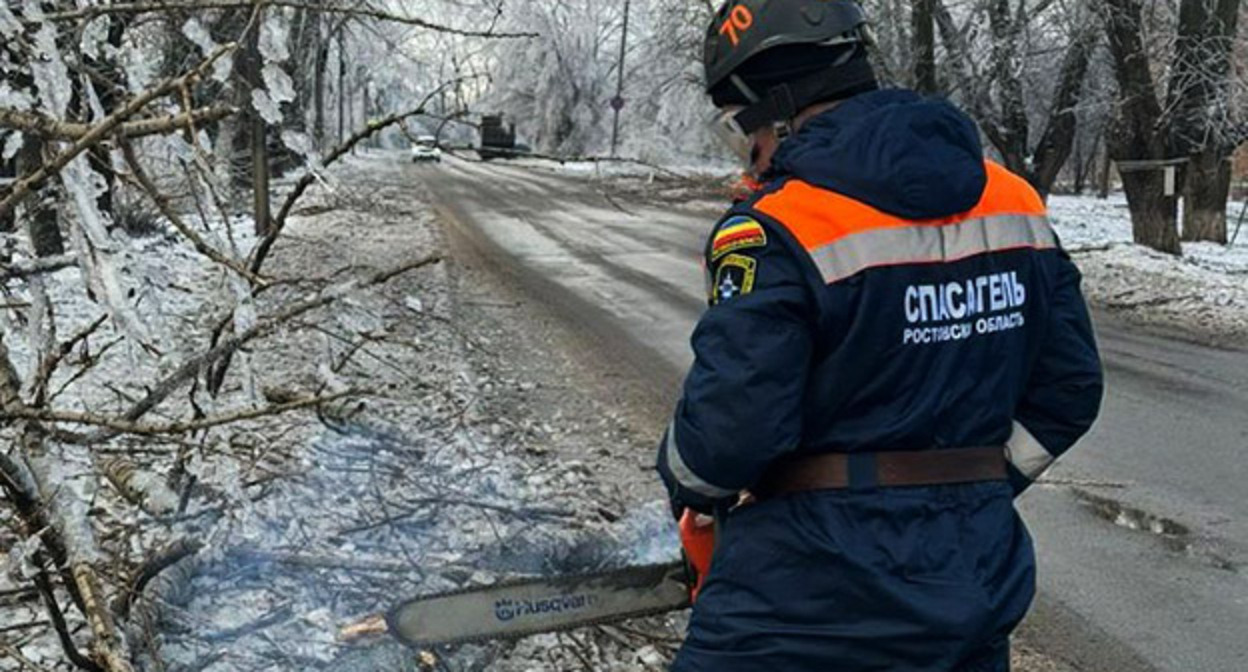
top-left (934, 0), bottom-right (1100, 199)
top-left (1099, 0), bottom-right (1244, 253)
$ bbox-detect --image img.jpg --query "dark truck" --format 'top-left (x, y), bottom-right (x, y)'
top-left (479, 115), bottom-right (517, 160)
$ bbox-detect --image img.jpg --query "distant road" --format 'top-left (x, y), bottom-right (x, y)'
top-left (419, 155), bottom-right (1248, 672)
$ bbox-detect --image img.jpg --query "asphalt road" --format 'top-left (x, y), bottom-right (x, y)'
top-left (419, 155), bottom-right (1248, 672)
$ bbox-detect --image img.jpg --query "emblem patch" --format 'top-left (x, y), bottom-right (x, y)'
top-left (712, 254), bottom-right (757, 305)
top-left (710, 216), bottom-right (767, 261)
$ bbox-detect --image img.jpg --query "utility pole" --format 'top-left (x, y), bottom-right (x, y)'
top-left (609, 0), bottom-right (631, 157)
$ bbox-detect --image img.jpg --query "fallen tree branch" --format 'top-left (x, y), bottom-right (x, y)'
top-left (0, 42), bottom-right (237, 221)
top-left (1, 389), bottom-right (365, 438)
top-left (31, 566), bottom-right (103, 672)
top-left (35, 0), bottom-right (538, 38)
top-left (31, 314), bottom-right (108, 407)
top-left (118, 538), bottom-right (204, 620)
top-left (0, 437), bottom-right (90, 617)
top-left (444, 146), bottom-right (691, 180)
top-left (0, 254), bottom-right (78, 281)
top-left (18, 255), bottom-right (436, 446)
top-left (0, 105), bottom-right (236, 142)
top-left (71, 562), bottom-right (134, 672)
top-left (118, 140), bottom-right (268, 287)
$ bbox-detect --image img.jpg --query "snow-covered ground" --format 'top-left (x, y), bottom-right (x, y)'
top-left (1048, 195), bottom-right (1248, 345)
top-left (0, 154), bottom-right (684, 672)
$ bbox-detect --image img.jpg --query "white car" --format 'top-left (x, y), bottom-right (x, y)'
top-left (411, 136), bottom-right (442, 163)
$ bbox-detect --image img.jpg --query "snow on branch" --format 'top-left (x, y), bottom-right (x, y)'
top-left (0, 254), bottom-right (77, 280)
top-left (0, 105), bottom-right (237, 142)
top-left (35, 0), bottom-right (539, 39)
top-left (83, 254), bottom-right (442, 444)
top-left (117, 140), bottom-right (267, 287)
top-left (2, 388), bottom-right (365, 439)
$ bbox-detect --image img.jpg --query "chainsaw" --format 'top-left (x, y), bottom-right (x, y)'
top-left (381, 511), bottom-right (714, 647)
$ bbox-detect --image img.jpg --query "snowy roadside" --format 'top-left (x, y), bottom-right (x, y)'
top-left (1048, 195), bottom-right (1248, 347)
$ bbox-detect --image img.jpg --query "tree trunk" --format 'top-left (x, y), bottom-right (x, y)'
top-left (1027, 12), bottom-right (1097, 198)
top-left (1099, 0), bottom-right (1181, 253)
top-left (17, 138), bottom-right (66, 258)
top-left (1072, 132), bottom-right (1088, 196)
top-left (984, 0), bottom-right (1028, 178)
top-left (0, 143), bottom-right (13, 236)
top-left (1182, 150), bottom-right (1231, 243)
top-left (1120, 169), bottom-right (1181, 254)
top-left (1097, 136), bottom-right (1112, 200)
top-left (912, 0), bottom-right (938, 94)
top-left (243, 16), bottom-right (271, 236)
top-left (313, 24), bottom-right (330, 151)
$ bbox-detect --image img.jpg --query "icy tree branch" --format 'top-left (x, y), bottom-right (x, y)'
top-left (0, 254), bottom-right (78, 280)
top-left (117, 140), bottom-right (268, 287)
top-left (0, 42), bottom-right (238, 222)
top-left (0, 105), bottom-right (237, 142)
top-left (35, 0), bottom-right (539, 39)
top-left (86, 254), bottom-right (440, 444)
top-left (2, 389), bottom-right (366, 438)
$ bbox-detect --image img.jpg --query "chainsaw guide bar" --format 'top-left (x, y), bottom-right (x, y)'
top-left (386, 561), bottom-right (691, 647)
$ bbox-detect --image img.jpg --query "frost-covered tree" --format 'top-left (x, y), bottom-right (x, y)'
top-left (0, 2), bottom-right (526, 669)
top-left (471, 0), bottom-right (723, 162)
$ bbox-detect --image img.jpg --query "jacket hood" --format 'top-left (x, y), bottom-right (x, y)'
top-left (768, 89), bottom-right (987, 220)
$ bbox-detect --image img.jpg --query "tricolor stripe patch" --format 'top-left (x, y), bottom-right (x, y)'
top-left (711, 216), bottom-right (767, 261)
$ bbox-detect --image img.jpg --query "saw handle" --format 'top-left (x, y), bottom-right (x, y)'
top-left (679, 510), bottom-right (716, 603)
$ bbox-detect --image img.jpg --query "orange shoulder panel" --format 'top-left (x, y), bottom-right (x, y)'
top-left (753, 161), bottom-right (1046, 252)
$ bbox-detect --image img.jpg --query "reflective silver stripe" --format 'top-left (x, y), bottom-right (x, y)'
top-left (1006, 421), bottom-right (1055, 479)
top-left (664, 422), bottom-right (736, 499)
top-left (807, 214), bottom-right (1057, 284)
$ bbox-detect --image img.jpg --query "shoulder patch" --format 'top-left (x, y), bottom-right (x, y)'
top-left (710, 216), bottom-right (767, 261)
top-left (711, 253), bottom-right (757, 305)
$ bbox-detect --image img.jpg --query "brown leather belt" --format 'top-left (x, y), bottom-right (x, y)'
top-left (754, 446), bottom-right (1007, 499)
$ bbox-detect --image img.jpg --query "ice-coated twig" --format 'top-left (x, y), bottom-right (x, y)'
top-left (0, 105), bottom-right (236, 142)
top-left (30, 314), bottom-right (107, 407)
top-left (0, 254), bottom-right (77, 280)
top-left (1, 388), bottom-right (366, 439)
top-left (117, 140), bottom-right (268, 287)
top-left (35, 0), bottom-right (539, 39)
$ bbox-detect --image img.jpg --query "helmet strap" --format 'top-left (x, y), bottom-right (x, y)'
top-left (732, 58), bottom-right (877, 135)
top-left (729, 74), bottom-right (761, 104)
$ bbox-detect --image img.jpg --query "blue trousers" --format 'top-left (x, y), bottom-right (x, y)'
top-left (671, 482), bottom-right (1033, 672)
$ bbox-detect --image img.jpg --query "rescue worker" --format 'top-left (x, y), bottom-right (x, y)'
top-left (655, 2), bottom-right (1104, 670)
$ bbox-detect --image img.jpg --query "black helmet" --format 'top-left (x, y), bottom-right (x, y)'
top-left (704, 0), bottom-right (877, 133)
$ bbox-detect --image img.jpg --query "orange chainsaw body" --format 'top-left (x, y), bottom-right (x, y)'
top-left (679, 510), bottom-right (716, 602)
